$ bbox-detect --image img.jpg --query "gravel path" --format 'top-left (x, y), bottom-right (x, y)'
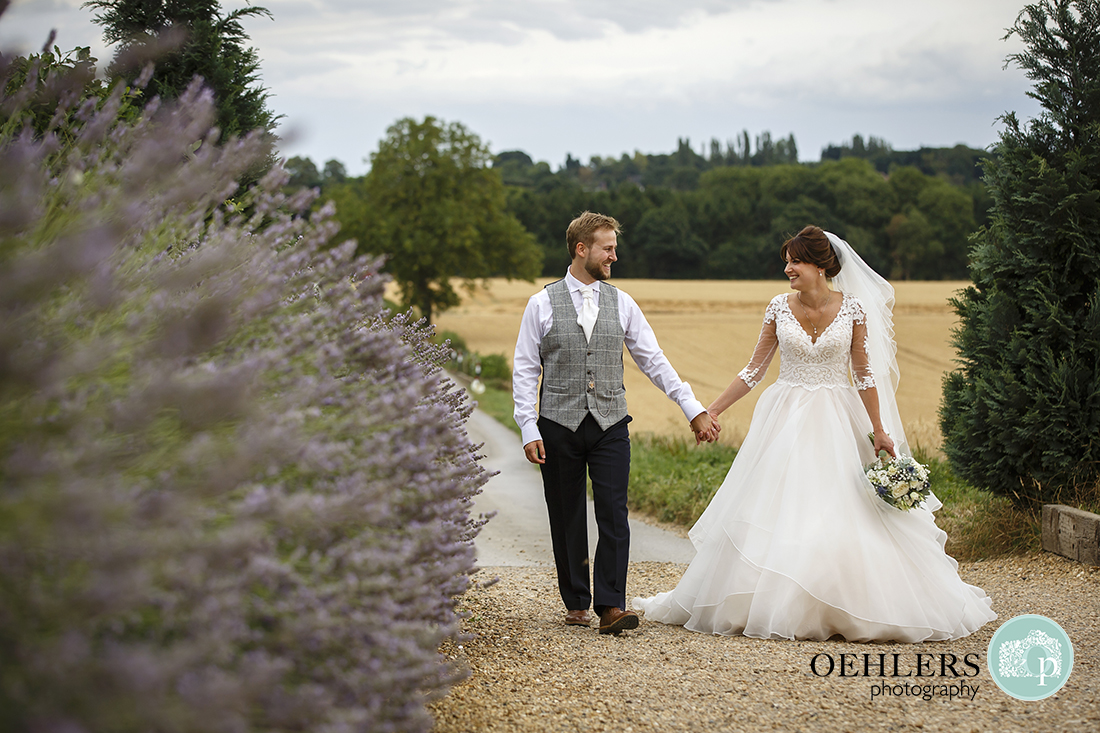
top-left (438, 407), bottom-right (1099, 731)
top-left (432, 554), bottom-right (1098, 732)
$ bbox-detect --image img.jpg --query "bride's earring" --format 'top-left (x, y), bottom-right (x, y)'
top-left (819, 270), bottom-right (824, 277)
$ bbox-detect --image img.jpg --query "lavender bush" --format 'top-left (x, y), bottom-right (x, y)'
top-left (0, 42), bottom-right (486, 733)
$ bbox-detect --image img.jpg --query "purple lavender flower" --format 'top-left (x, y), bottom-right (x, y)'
top-left (1, 39), bottom-right (485, 733)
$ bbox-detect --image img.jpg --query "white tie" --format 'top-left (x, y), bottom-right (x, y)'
top-left (578, 286), bottom-right (598, 343)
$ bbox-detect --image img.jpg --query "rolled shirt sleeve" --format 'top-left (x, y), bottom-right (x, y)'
top-left (512, 292), bottom-right (548, 447)
top-left (619, 290), bottom-right (707, 422)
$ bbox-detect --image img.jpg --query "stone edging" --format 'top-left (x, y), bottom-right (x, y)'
top-left (1042, 504), bottom-right (1100, 566)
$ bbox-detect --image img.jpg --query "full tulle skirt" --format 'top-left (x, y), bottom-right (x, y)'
top-left (633, 383), bottom-right (996, 642)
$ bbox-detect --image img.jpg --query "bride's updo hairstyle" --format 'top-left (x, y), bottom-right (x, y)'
top-left (781, 226), bottom-right (841, 277)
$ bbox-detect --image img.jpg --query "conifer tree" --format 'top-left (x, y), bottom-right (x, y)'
top-left (941, 0), bottom-right (1100, 505)
top-left (84, 0), bottom-right (277, 139)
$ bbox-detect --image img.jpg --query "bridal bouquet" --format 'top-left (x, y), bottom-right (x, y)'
top-left (865, 453), bottom-right (931, 511)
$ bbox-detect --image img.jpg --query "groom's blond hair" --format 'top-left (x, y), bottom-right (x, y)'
top-left (566, 211), bottom-right (621, 259)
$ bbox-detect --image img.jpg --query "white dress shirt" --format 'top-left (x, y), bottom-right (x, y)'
top-left (513, 270), bottom-right (707, 446)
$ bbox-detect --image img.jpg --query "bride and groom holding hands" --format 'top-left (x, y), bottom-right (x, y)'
top-left (512, 211), bottom-right (996, 642)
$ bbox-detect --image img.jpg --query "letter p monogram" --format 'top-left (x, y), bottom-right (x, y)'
top-left (1037, 657), bottom-right (1058, 687)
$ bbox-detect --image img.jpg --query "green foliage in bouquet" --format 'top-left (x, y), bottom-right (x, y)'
top-left (941, 0), bottom-right (1100, 506)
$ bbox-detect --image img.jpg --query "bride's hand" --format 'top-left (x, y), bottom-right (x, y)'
top-left (708, 410), bottom-right (721, 434)
top-left (874, 430), bottom-right (896, 459)
top-left (690, 407), bottom-right (717, 442)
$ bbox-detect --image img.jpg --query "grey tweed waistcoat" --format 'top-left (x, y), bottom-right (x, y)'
top-left (539, 279), bottom-right (627, 431)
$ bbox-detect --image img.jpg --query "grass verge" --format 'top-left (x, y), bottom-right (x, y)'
top-left (913, 448), bottom-right (1040, 561)
top-left (627, 434), bottom-right (739, 528)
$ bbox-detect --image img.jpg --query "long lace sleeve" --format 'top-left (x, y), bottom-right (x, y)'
top-left (850, 298), bottom-right (876, 390)
top-left (737, 298), bottom-right (781, 389)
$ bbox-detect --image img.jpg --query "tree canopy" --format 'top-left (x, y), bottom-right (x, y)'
top-left (284, 155), bottom-right (347, 190)
top-left (499, 156), bottom-right (977, 281)
top-left (297, 131), bottom-right (991, 283)
top-left (328, 116), bottom-right (542, 322)
top-left (941, 0), bottom-right (1100, 505)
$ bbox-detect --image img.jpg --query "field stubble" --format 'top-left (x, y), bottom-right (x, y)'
top-left (426, 278), bottom-right (969, 453)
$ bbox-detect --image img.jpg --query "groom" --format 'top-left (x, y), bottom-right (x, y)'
top-left (512, 211), bottom-right (717, 634)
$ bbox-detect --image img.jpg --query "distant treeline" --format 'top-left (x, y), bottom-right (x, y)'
top-left (289, 133), bottom-right (993, 280)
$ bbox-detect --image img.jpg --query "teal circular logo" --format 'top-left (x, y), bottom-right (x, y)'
top-left (987, 615), bottom-right (1074, 700)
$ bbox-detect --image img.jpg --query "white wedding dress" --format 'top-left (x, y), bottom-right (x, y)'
top-left (633, 293), bottom-right (996, 642)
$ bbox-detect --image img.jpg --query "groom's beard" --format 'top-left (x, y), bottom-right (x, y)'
top-left (585, 261), bottom-right (610, 281)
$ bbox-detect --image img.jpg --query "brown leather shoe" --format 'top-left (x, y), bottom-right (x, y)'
top-left (564, 609), bottom-right (593, 626)
top-left (598, 607), bottom-right (639, 635)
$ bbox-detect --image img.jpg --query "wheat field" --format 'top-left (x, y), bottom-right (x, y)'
top-left (423, 278), bottom-right (969, 453)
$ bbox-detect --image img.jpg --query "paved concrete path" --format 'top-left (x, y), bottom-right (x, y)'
top-left (464, 408), bottom-right (696, 568)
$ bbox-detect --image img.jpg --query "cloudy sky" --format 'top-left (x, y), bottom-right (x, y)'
top-left (2, 0), bottom-right (1041, 175)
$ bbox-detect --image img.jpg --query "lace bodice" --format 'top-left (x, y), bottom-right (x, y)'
top-left (737, 293), bottom-right (875, 391)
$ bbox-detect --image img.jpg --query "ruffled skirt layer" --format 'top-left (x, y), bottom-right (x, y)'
top-left (633, 383), bottom-right (995, 642)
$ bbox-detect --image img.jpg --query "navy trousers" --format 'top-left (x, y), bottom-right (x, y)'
top-left (537, 414), bottom-right (631, 614)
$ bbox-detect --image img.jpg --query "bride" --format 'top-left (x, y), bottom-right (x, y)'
top-left (633, 226), bottom-right (996, 642)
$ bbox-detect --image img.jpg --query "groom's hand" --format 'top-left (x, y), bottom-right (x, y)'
top-left (524, 440), bottom-right (546, 464)
top-left (690, 412), bottom-right (719, 444)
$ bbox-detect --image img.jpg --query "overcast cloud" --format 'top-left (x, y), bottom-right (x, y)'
top-left (2, 0), bottom-right (1040, 175)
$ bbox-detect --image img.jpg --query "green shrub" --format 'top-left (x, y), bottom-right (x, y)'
top-left (435, 329), bottom-right (469, 353)
top-left (475, 353), bottom-right (511, 381)
top-left (442, 339), bottom-right (512, 390)
top-left (941, 0), bottom-right (1100, 507)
